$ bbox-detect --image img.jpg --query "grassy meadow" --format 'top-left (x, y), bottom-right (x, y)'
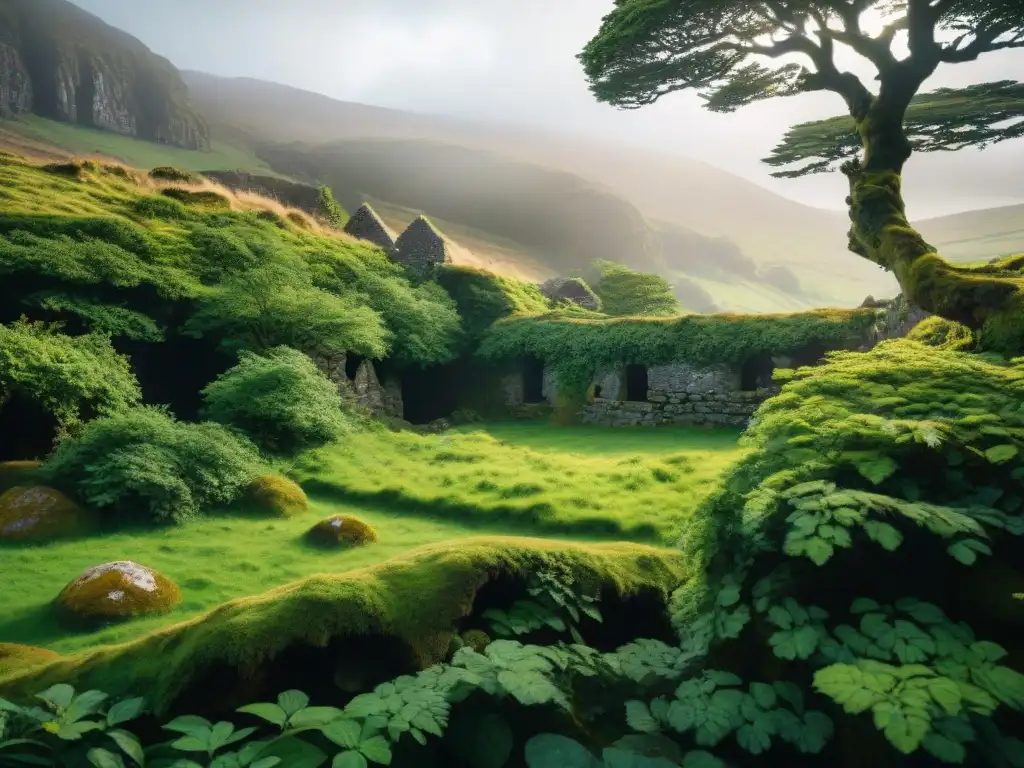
top-left (0, 423), bottom-right (743, 657)
top-left (293, 423), bottom-right (746, 543)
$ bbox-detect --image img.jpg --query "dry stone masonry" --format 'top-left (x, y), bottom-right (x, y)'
top-left (392, 216), bottom-right (454, 274)
top-left (582, 361), bottom-right (775, 428)
top-left (344, 204), bottom-right (398, 251)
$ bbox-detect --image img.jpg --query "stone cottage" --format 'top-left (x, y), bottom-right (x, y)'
top-left (344, 204), bottom-right (398, 251)
top-left (392, 216), bottom-right (454, 274)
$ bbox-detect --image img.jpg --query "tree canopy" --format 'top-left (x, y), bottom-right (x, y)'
top-left (580, 0), bottom-right (1024, 351)
top-left (765, 79), bottom-right (1024, 177)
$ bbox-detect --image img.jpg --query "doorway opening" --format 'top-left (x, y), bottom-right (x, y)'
top-left (625, 365), bottom-right (649, 402)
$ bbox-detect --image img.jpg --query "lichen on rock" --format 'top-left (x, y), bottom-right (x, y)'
top-left (56, 561), bottom-right (181, 624)
top-left (306, 514), bottom-right (378, 549)
top-left (0, 485), bottom-right (81, 541)
top-left (244, 474), bottom-right (309, 517)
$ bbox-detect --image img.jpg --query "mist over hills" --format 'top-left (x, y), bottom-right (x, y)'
top-left (181, 71), bottom-right (900, 307)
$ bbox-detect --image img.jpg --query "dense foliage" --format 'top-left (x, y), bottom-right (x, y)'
top-left (200, 346), bottom-right (350, 455)
top-left (0, 319), bottom-right (141, 438)
top-left (39, 407), bottom-right (264, 524)
top-left (183, 260), bottom-right (389, 359)
top-left (593, 261), bottom-right (680, 317)
top-left (478, 308), bottom-right (876, 394)
top-left (0, 157), bottom-right (461, 377)
top-left (434, 265), bottom-right (551, 343)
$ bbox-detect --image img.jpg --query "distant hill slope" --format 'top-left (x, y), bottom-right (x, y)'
top-left (918, 204), bottom-right (1024, 263)
top-left (181, 71), bottom-right (899, 305)
top-left (0, 0), bottom-right (207, 148)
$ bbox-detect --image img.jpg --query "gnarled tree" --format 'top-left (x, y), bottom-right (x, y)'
top-left (580, 1), bottom-right (1024, 353)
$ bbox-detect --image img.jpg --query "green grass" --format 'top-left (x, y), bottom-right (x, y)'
top-left (294, 423), bottom-right (746, 542)
top-left (6, 115), bottom-right (278, 174)
top-left (0, 498), bottom-right (514, 654)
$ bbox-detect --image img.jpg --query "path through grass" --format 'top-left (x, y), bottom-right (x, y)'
top-left (296, 423), bottom-right (746, 543)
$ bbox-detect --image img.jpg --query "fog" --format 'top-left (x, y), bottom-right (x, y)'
top-left (71, 0), bottom-right (1024, 217)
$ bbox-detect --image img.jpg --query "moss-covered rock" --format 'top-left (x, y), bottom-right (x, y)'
top-left (0, 485), bottom-right (81, 541)
top-left (306, 514), bottom-right (378, 548)
top-left (244, 474), bottom-right (309, 517)
top-left (55, 561), bottom-right (181, 624)
top-left (0, 644), bottom-right (59, 677)
top-left (0, 461), bottom-right (42, 493)
top-left (460, 629), bottom-right (491, 653)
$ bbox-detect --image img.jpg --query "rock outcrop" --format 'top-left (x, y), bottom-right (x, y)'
top-left (202, 170), bottom-right (339, 221)
top-left (541, 277), bottom-right (601, 310)
top-left (0, 0), bottom-right (208, 149)
top-left (306, 514), bottom-right (378, 548)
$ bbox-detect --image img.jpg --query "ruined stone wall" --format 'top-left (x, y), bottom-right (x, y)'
top-left (581, 361), bottom-right (777, 428)
top-left (310, 352), bottom-right (403, 419)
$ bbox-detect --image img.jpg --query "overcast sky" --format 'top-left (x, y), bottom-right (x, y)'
top-left (70, 0), bottom-right (1024, 217)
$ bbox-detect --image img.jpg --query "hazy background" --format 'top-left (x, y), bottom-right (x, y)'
top-left (69, 0), bottom-right (1024, 217)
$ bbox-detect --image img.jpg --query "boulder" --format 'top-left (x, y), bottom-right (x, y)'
top-left (306, 515), bottom-right (378, 549)
top-left (0, 485), bottom-right (81, 541)
top-left (244, 474), bottom-right (309, 517)
top-left (56, 561), bottom-right (181, 624)
top-left (0, 643), bottom-right (58, 677)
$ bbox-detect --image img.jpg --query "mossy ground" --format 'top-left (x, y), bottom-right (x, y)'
top-left (307, 514), bottom-right (379, 548)
top-left (0, 537), bottom-right (684, 713)
top-left (293, 423), bottom-right (745, 542)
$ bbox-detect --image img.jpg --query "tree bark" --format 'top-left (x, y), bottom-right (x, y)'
top-left (842, 90), bottom-right (1024, 355)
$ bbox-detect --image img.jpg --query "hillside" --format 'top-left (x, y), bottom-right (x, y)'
top-left (182, 71), bottom-right (899, 304)
top-left (918, 203), bottom-right (1024, 263)
top-left (0, 0), bottom-right (207, 148)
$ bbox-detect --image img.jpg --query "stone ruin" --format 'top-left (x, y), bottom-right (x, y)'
top-left (311, 352), bottom-right (403, 420)
top-left (343, 204), bottom-right (398, 251)
top-left (540, 277), bottom-right (601, 311)
top-left (392, 216), bottom-right (454, 274)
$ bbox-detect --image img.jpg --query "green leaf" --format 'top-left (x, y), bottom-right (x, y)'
top-left (288, 707), bottom-right (346, 730)
top-left (358, 736), bottom-right (392, 765)
top-left (601, 747), bottom-right (678, 768)
top-left (107, 698), bottom-right (146, 727)
top-left (813, 664), bottom-right (892, 714)
top-left (985, 444), bottom-right (1018, 463)
top-left (172, 735), bottom-right (211, 753)
top-left (874, 701), bottom-right (931, 754)
top-left (56, 720), bottom-right (104, 740)
top-left (625, 701), bottom-right (660, 734)
top-left (208, 721), bottom-right (238, 752)
top-left (972, 665), bottom-right (1024, 708)
top-left (524, 734), bottom-right (598, 768)
top-left (65, 690), bottom-right (109, 723)
top-left (164, 715), bottom-right (213, 736)
top-left (36, 684), bottom-right (75, 711)
top-left (715, 585), bottom-right (740, 608)
top-left (277, 691), bottom-right (310, 718)
top-left (107, 728), bottom-right (145, 766)
top-left (332, 752), bottom-right (368, 768)
top-left (770, 626), bottom-right (820, 660)
top-left (749, 683), bottom-right (776, 710)
top-left (322, 720), bottom-right (361, 749)
top-left (922, 731), bottom-right (967, 764)
top-left (863, 521), bottom-right (903, 551)
top-left (88, 748), bottom-right (126, 768)
top-left (947, 539), bottom-right (992, 565)
top-left (854, 455), bottom-right (898, 485)
top-left (237, 703), bottom-right (288, 728)
top-left (257, 736), bottom-right (327, 768)
top-left (804, 537), bottom-right (834, 565)
top-left (851, 598), bottom-right (881, 614)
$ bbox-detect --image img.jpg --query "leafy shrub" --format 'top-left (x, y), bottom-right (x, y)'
top-left (435, 264), bottom-right (551, 342)
top-left (149, 166), bottom-right (198, 183)
top-left (183, 260), bottom-right (389, 359)
top-left (200, 346), bottom-right (349, 455)
top-left (593, 260), bottom-right (681, 316)
top-left (23, 292), bottom-right (163, 341)
top-left (39, 407), bottom-right (263, 524)
top-left (0, 319), bottom-right (141, 436)
top-left (316, 185), bottom-right (348, 228)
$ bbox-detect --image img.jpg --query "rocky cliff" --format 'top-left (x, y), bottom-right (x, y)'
top-left (0, 0), bottom-right (208, 149)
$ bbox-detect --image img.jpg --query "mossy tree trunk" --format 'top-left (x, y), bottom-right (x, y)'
top-left (842, 68), bottom-right (1024, 354)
